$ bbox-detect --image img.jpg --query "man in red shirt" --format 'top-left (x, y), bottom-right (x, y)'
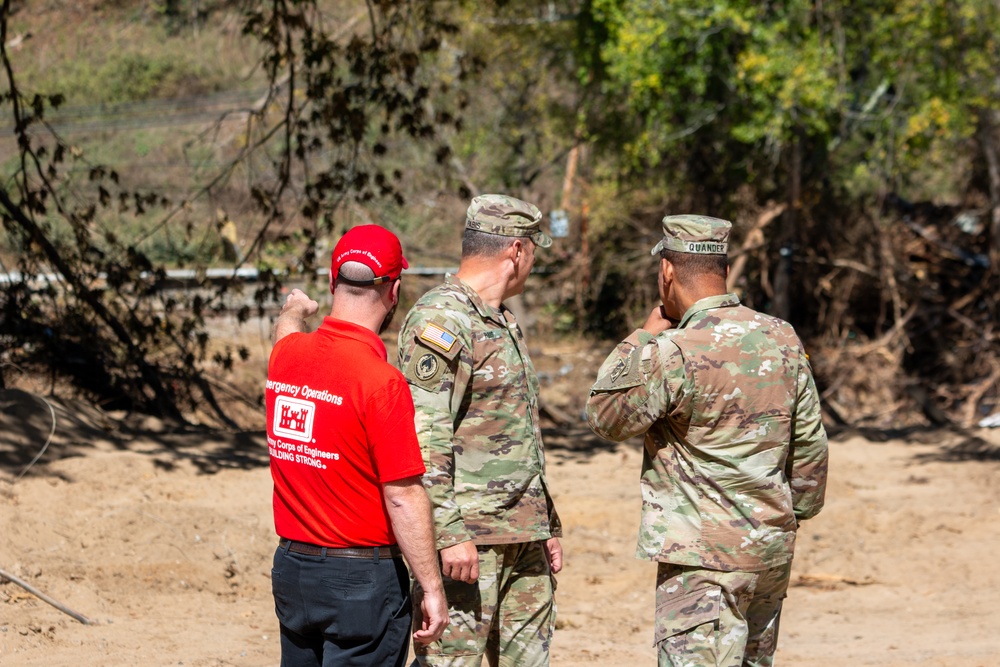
top-left (266, 224), bottom-right (447, 667)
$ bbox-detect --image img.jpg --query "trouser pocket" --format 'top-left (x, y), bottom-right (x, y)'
top-left (654, 584), bottom-right (722, 648)
top-left (322, 567), bottom-right (377, 641)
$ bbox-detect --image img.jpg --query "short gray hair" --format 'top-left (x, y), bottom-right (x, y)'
top-left (461, 228), bottom-right (517, 259)
top-left (337, 261), bottom-right (375, 282)
top-left (335, 261), bottom-right (393, 298)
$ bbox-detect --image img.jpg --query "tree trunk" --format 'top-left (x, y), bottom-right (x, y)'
top-left (978, 109), bottom-right (1000, 274)
top-left (774, 129), bottom-right (802, 321)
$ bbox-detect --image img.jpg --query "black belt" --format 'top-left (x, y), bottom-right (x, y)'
top-left (279, 539), bottom-right (401, 559)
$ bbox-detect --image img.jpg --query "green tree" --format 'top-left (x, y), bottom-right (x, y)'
top-left (575, 0), bottom-right (998, 423)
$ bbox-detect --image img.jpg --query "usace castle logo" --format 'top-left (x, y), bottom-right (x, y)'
top-left (273, 396), bottom-right (316, 442)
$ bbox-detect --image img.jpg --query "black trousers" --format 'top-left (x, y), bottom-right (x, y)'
top-left (271, 542), bottom-right (412, 667)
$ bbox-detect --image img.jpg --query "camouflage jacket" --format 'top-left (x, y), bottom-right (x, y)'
top-left (398, 275), bottom-right (561, 549)
top-left (587, 294), bottom-right (828, 571)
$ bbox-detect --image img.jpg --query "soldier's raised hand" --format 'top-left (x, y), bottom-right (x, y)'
top-left (642, 304), bottom-right (675, 336)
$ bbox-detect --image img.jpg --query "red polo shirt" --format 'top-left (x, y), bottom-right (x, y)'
top-left (265, 317), bottom-right (425, 547)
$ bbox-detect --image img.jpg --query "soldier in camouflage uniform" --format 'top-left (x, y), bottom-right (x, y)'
top-left (398, 194), bottom-right (563, 667)
top-left (586, 215), bottom-right (829, 667)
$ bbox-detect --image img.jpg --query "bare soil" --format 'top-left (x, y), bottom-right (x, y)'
top-left (2, 335), bottom-right (1000, 667)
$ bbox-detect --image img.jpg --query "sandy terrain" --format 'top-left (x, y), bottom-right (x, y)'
top-left (2, 336), bottom-right (1000, 667)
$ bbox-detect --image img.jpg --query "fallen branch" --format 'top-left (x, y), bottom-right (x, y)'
top-left (794, 573), bottom-right (876, 588)
top-left (11, 389), bottom-right (57, 481)
top-left (0, 567), bottom-right (94, 625)
top-left (963, 361), bottom-right (1000, 427)
top-left (727, 202), bottom-right (786, 293)
top-left (539, 398), bottom-right (577, 428)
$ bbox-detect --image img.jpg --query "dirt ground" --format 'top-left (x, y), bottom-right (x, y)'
top-left (2, 333), bottom-right (1000, 667)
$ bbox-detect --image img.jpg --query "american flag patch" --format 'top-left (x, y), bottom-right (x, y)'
top-left (420, 322), bottom-right (457, 352)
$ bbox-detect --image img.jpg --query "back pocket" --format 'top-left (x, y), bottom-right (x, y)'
top-left (323, 568), bottom-right (377, 641)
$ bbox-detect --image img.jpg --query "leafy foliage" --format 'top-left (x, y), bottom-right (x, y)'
top-left (0, 0), bottom-right (470, 424)
top-left (572, 0), bottom-right (999, 423)
top-left (0, 0), bottom-right (997, 427)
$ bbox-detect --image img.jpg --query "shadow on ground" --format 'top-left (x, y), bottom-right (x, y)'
top-left (827, 421), bottom-right (1000, 462)
top-left (1, 388), bottom-right (622, 482)
top-left (0, 388), bottom-right (269, 479)
top-left (912, 429), bottom-right (1000, 462)
top-left (9, 388), bottom-right (994, 482)
top-left (542, 425), bottom-right (621, 456)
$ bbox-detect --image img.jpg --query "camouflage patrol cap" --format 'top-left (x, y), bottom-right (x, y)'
top-left (650, 214), bottom-right (731, 256)
top-left (465, 194), bottom-right (552, 248)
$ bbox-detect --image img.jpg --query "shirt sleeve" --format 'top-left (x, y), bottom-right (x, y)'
top-left (587, 329), bottom-right (681, 442)
top-left (267, 331), bottom-right (301, 372)
top-left (787, 351), bottom-right (829, 521)
top-left (366, 375), bottom-right (426, 484)
top-left (398, 310), bottom-right (474, 549)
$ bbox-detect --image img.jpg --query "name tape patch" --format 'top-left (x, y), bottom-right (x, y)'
top-left (684, 241), bottom-right (727, 254)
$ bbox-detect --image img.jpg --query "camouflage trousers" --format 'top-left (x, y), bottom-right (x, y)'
top-left (412, 541), bottom-right (556, 667)
top-left (654, 561), bottom-right (792, 667)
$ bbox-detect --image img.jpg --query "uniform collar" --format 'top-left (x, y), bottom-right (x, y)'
top-left (677, 293), bottom-right (741, 328)
top-left (318, 316), bottom-right (387, 359)
top-left (445, 274), bottom-right (510, 325)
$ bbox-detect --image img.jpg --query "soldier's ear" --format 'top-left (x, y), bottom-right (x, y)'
top-left (660, 258), bottom-right (673, 282)
top-left (509, 239), bottom-right (523, 263)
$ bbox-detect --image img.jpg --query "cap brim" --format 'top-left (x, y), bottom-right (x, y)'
top-left (532, 231), bottom-right (553, 248)
top-left (650, 240), bottom-right (665, 256)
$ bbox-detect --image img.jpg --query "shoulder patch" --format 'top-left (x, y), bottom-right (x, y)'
top-left (420, 321), bottom-right (457, 352)
top-left (412, 317), bottom-right (464, 362)
top-left (406, 350), bottom-right (448, 391)
top-left (414, 352), bottom-right (440, 381)
top-left (592, 344), bottom-right (646, 392)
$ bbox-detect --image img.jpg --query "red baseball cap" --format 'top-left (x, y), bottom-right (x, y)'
top-left (331, 224), bottom-right (409, 285)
